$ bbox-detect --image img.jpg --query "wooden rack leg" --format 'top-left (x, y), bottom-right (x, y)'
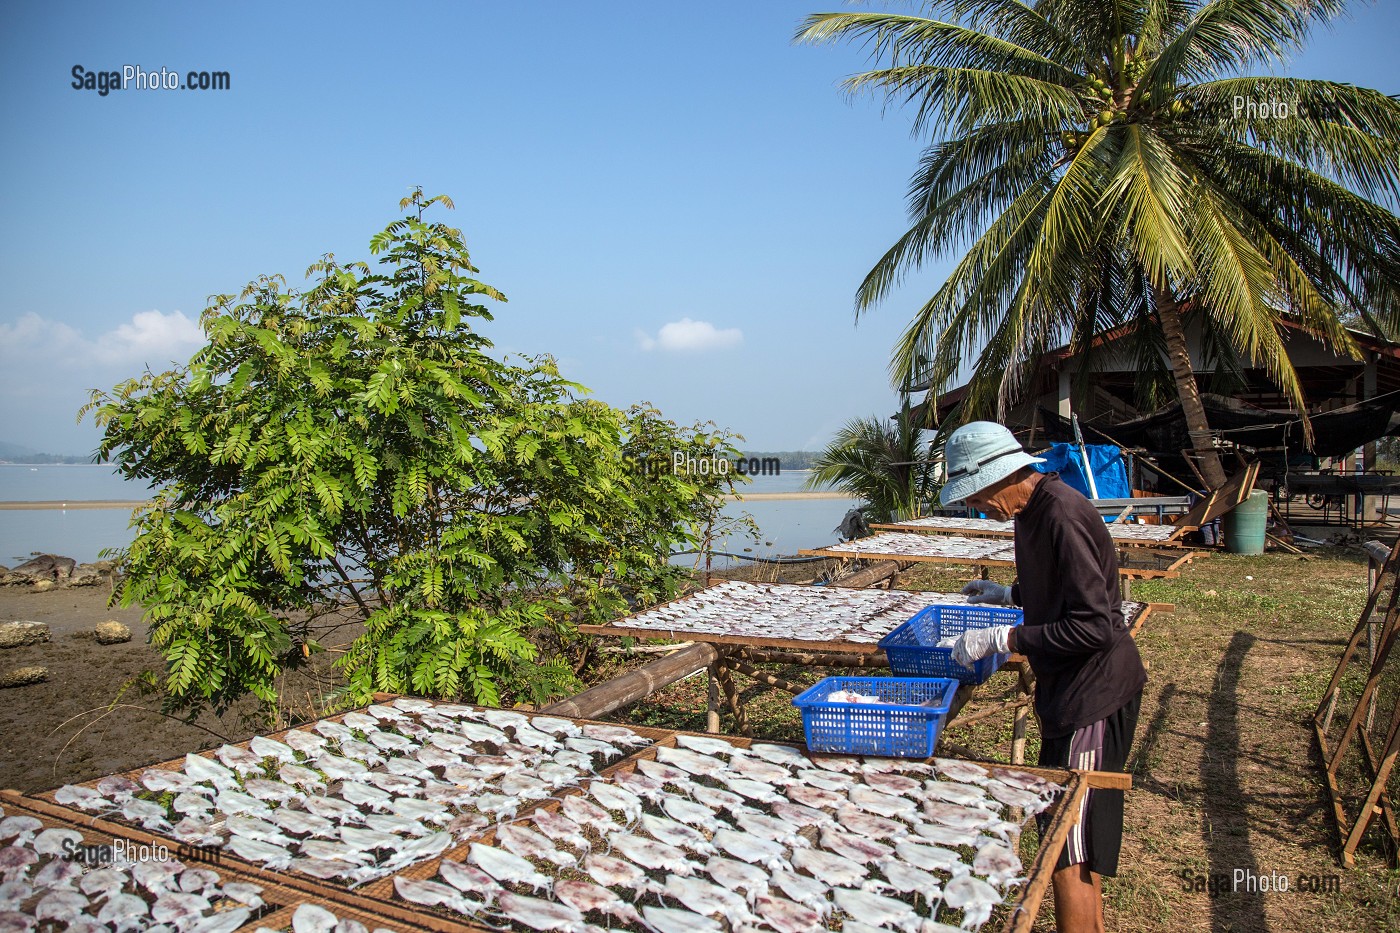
top-left (732, 660), bottom-right (803, 696)
top-left (1013, 661), bottom-right (1035, 765)
top-left (1012, 703), bottom-right (1030, 765)
top-left (715, 661), bottom-right (750, 737)
top-left (1318, 538), bottom-right (1400, 730)
top-left (706, 660), bottom-right (721, 733)
top-left (1329, 608), bottom-right (1400, 778)
top-left (1342, 701), bottom-right (1400, 864)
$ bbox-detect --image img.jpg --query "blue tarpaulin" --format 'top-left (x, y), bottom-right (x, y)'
top-left (1032, 443), bottom-right (1131, 500)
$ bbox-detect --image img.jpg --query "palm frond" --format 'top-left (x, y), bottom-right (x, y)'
top-left (1148, 0), bottom-right (1346, 89)
top-left (803, 0), bottom-right (1400, 458)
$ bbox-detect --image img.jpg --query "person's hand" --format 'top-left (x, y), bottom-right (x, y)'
top-left (951, 625), bottom-right (1014, 669)
top-left (960, 580), bottom-right (1013, 605)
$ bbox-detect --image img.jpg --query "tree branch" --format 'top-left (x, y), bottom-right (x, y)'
top-left (330, 555), bottom-right (374, 621)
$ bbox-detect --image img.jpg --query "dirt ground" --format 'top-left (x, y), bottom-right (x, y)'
top-left (4, 547), bottom-right (1400, 931)
top-left (0, 585), bottom-right (260, 793)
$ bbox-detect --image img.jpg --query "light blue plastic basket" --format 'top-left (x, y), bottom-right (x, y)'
top-left (878, 604), bottom-right (1024, 685)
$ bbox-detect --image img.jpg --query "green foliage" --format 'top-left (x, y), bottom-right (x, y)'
top-left (85, 191), bottom-right (741, 715)
top-left (805, 402), bottom-right (938, 522)
top-left (799, 1), bottom-right (1400, 454)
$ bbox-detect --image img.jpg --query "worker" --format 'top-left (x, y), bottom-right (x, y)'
top-left (943, 421), bottom-right (1145, 933)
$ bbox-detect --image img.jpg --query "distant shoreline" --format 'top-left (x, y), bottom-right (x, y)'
top-left (0, 490), bottom-right (857, 510)
top-left (0, 500), bottom-right (150, 510)
top-left (724, 491), bottom-right (854, 501)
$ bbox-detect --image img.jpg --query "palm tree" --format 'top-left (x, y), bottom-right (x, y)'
top-left (799, 0), bottom-right (1400, 488)
top-left (806, 404), bottom-right (938, 523)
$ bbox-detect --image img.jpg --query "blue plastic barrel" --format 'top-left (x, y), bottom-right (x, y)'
top-left (1222, 490), bottom-right (1269, 555)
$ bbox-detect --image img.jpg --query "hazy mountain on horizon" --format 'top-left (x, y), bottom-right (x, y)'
top-left (0, 440), bottom-right (88, 463)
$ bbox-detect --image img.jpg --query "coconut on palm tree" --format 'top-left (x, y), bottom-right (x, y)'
top-left (806, 403), bottom-right (938, 523)
top-left (799, 0), bottom-right (1400, 489)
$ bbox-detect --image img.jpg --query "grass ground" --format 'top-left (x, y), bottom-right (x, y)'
top-left (606, 549), bottom-right (1400, 932)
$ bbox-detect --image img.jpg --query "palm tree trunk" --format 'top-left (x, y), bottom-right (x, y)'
top-left (1153, 284), bottom-right (1228, 489)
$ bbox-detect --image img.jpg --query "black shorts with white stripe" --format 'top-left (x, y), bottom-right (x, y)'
top-left (1036, 692), bottom-right (1141, 877)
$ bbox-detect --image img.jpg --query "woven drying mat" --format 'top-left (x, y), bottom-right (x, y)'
top-left (356, 730), bottom-right (1085, 933)
top-left (0, 790), bottom-right (291, 929)
top-left (233, 902), bottom-right (388, 933)
top-left (20, 702), bottom-right (673, 927)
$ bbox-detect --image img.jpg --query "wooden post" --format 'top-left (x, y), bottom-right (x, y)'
top-left (1012, 703), bottom-right (1030, 765)
top-left (706, 660), bottom-right (721, 733)
top-left (715, 660), bottom-right (749, 737)
top-left (541, 643), bottom-right (719, 720)
top-left (1013, 661), bottom-right (1035, 765)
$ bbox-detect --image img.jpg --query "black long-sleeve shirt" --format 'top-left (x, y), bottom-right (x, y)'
top-left (1009, 473), bottom-right (1147, 738)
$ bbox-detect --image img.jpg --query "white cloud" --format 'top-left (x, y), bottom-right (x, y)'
top-left (0, 310), bottom-right (204, 368)
top-left (98, 309), bottom-right (204, 363)
top-left (636, 317), bottom-right (743, 352)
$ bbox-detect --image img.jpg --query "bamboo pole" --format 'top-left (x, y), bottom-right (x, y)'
top-left (715, 661), bottom-right (750, 737)
top-left (829, 560), bottom-right (912, 588)
top-left (540, 642), bottom-right (720, 720)
top-left (742, 649), bottom-right (891, 667)
top-left (936, 737), bottom-right (983, 759)
top-left (731, 659), bottom-right (804, 696)
top-left (943, 696), bottom-right (1030, 729)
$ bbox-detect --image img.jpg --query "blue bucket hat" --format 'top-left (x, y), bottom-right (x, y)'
top-left (940, 421), bottom-right (1045, 506)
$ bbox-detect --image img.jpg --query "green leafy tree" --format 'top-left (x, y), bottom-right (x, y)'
top-left (806, 403), bottom-right (937, 522)
top-left (85, 192), bottom-right (742, 717)
top-left (800, 0), bottom-right (1400, 488)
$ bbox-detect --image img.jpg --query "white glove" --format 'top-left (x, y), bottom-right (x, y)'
top-left (951, 625), bottom-right (1014, 669)
top-left (961, 580), bottom-right (1014, 605)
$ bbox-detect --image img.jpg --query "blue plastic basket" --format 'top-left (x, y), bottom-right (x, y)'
top-left (878, 604), bottom-right (1024, 685)
top-left (791, 676), bottom-right (960, 758)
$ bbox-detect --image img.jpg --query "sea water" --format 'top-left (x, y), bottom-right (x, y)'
top-left (0, 465), bottom-right (855, 566)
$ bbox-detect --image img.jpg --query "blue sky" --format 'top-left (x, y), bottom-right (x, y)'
top-left (2, 1), bottom-right (1397, 455)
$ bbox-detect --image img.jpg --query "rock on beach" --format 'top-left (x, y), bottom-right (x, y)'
top-left (0, 621), bottom-right (51, 649)
top-left (0, 666), bottom-right (49, 688)
top-left (6, 554), bottom-right (77, 582)
top-left (94, 621), bottom-right (132, 645)
top-left (0, 554), bottom-right (116, 589)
